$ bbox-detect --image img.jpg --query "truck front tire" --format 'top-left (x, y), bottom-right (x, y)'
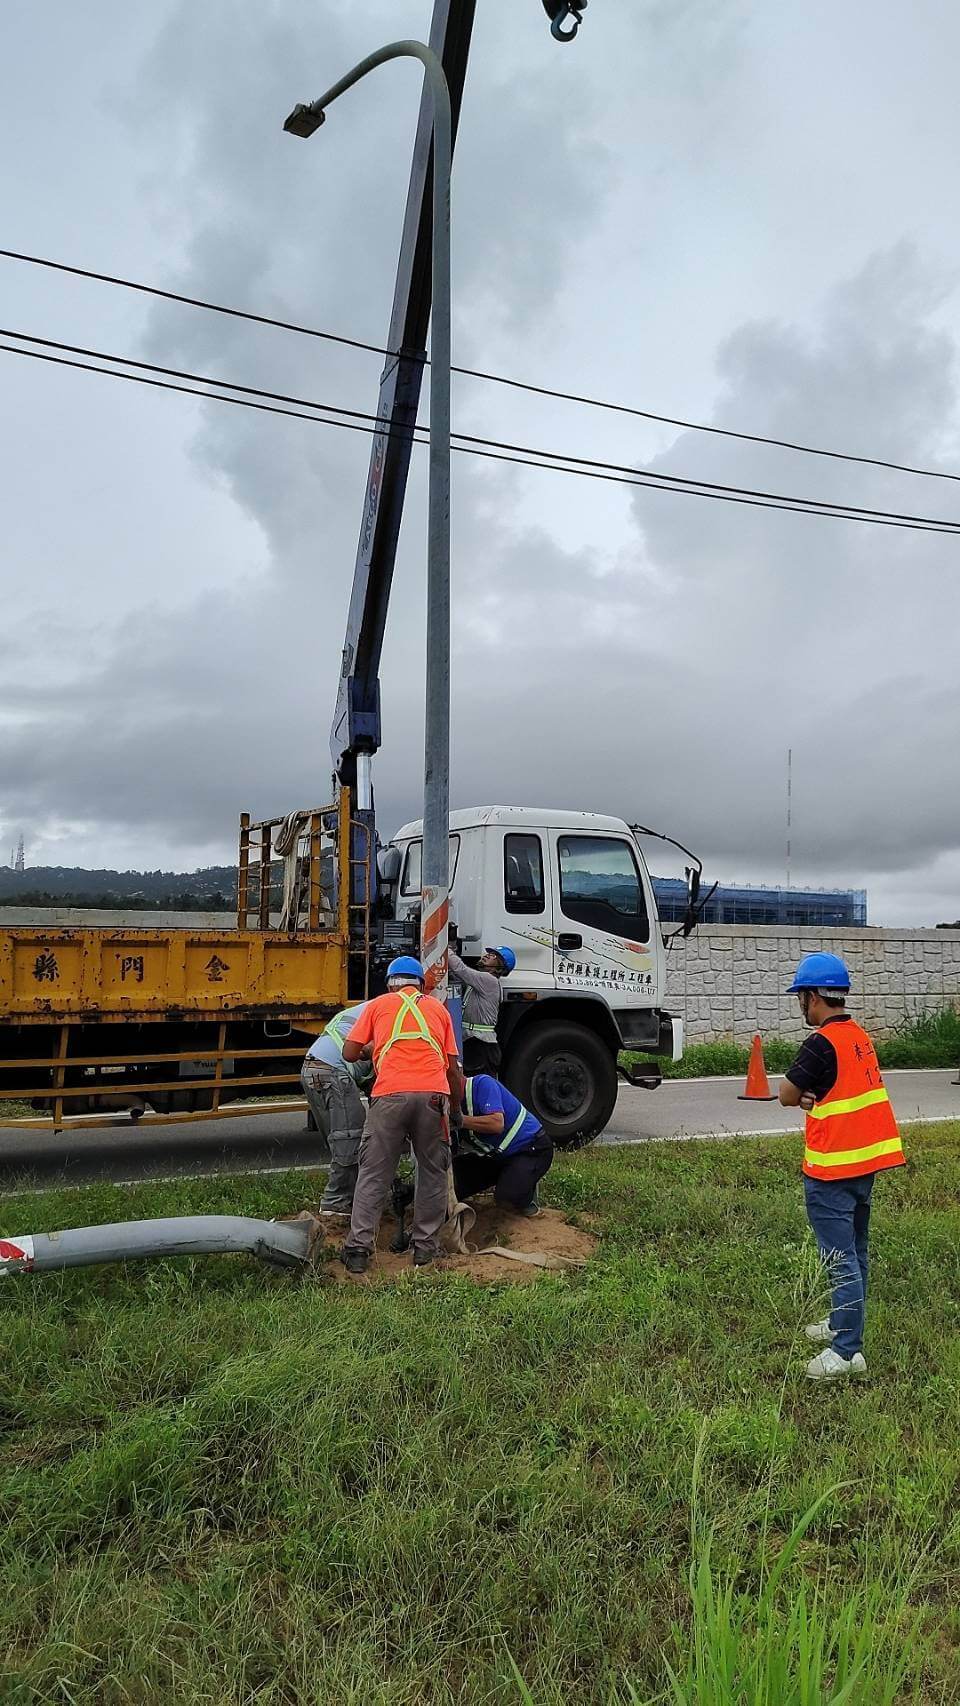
top-left (504, 1021), bottom-right (618, 1149)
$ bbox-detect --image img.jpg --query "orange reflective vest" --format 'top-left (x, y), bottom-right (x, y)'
top-left (803, 1019), bottom-right (905, 1181)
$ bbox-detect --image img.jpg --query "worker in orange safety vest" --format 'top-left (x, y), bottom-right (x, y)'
top-left (779, 952), bottom-right (905, 1382)
top-left (339, 956), bottom-right (463, 1274)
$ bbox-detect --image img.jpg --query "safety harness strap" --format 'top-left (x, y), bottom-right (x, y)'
top-left (375, 990), bottom-right (446, 1070)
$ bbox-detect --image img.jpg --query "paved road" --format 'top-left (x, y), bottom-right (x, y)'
top-left (1, 1070), bottom-right (955, 1191)
top-left (603, 1068), bottom-right (960, 1144)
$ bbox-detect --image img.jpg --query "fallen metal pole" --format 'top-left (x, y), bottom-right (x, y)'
top-left (0, 1215), bottom-right (312, 1277)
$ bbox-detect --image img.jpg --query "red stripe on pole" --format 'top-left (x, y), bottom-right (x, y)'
top-left (421, 887), bottom-right (449, 998)
top-left (421, 899), bottom-right (449, 955)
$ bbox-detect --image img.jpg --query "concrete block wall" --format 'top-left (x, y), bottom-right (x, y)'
top-left (666, 925), bottom-right (960, 1043)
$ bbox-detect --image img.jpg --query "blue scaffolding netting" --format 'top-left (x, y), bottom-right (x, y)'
top-left (653, 878), bottom-right (867, 928)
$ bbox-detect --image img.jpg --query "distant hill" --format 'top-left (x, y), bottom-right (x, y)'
top-left (0, 865), bottom-right (238, 911)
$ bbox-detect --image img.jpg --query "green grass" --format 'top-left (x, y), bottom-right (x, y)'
top-left (626, 1005), bottom-right (960, 1080)
top-left (2, 1127), bottom-right (960, 1703)
top-left (1, 1099), bottom-right (35, 1120)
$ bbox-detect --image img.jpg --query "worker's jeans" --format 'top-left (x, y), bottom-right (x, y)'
top-left (804, 1172), bottom-right (875, 1360)
top-left (300, 1063), bottom-right (365, 1212)
top-left (346, 1092), bottom-right (451, 1260)
top-left (454, 1133), bottom-right (554, 1212)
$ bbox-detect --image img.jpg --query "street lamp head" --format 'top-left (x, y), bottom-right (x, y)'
top-left (283, 102), bottom-right (326, 138)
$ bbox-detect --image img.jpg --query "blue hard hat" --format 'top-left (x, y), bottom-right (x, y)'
top-left (486, 945), bottom-right (517, 974)
top-left (387, 955), bottom-right (425, 982)
top-left (787, 952), bottom-right (851, 992)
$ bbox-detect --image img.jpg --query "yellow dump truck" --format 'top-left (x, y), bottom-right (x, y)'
top-left (0, 794), bottom-right (371, 1131)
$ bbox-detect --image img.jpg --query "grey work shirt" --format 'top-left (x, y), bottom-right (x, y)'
top-left (448, 951), bottom-right (501, 1039)
top-left (304, 1004), bottom-right (373, 1087)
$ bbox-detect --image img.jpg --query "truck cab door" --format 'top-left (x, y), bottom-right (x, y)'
top-left (548, 831), bottom-right (659, 1004)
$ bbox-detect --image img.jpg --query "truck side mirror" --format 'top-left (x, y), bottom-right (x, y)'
top-left (377, 845), bottom-right (402, 885)
top-left (679, 867), bottom-right (718, 937)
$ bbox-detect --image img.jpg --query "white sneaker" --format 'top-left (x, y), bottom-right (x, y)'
top-left (804, 1318), bottom-right (837, 1345)
top-left (805, 1348), bottom-right (867, 1381)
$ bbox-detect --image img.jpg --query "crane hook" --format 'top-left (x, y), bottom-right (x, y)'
top-left (542, 1), bottom-right (587, 44)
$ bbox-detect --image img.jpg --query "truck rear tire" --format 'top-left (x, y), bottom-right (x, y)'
top-left (504, 1021), bottom-right (618, 1149)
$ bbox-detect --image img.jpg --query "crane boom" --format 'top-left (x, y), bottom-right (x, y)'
top-left (329, 0), bottom-right (587, 800)
top-left (330, 0), bottom-right (476, 793)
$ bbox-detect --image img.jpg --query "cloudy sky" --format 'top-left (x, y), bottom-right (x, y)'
top-left (2, 0), bottom-right (960, 924)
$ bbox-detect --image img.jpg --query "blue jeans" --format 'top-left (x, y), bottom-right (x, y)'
top-left (804, 1173), bottom-right (875, 1360)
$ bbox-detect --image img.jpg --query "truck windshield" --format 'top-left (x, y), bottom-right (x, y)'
top-left (557, 835), bottom-right (650, 944)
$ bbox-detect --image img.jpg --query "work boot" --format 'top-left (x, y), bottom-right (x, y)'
top-left (805, 1348), bottom-right (867, 1381)
top-left (804, 1318), bottom-right (837, 1345)
top-left (341, 1245), bottom-right (371, 1274)
top-left (521, 1185), bottom-right (542, 1218)
top-left (412, 1246), bottom-right (440, 1270)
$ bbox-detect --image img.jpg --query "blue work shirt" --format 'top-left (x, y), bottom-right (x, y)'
top-left (463, 1074), bottom-right (542, 1155)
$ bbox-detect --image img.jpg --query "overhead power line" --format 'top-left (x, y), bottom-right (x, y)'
top-left (9, 325), bottom-right (960, 532)
top-left (10, 324), bottom-right (960, 528)
top-left (4, 335), bottom-right (960, 539)
top-left (2, 246), bottom-right (958, 489)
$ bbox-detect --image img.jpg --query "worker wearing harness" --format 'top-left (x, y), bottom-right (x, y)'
top-left (447, 946), bottom-right (516, 1075)
top-left (454, 1074), bottom-right (554, 1217)
top-left (300, 1003), bottom-right (372, 1215)
top-left (779, 952), bottom-right (905, 1383)
top-left (340, 957), bottom-right (463, 1273)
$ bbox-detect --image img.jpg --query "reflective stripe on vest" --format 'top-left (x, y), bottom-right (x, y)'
top-left (465, 1080), bottom-right (533, 1152)
top-left (463, 1023), bottom-right (498, 1043)
top-left (803, 1135), bottom-right (903, 1172)
top-left (323, 1008), bottom-right (357, 1057)
top-left (803, 1020), bottom-right (904, 1181)
top-left (375, 990), bottom-right (446, 1072)
top-left (806, 1085), bottom-right (890, 1121)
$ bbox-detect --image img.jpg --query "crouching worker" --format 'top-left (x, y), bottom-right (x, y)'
top-left (339, 957), bottom-right (463, 1273)
top-left (779, 953), bottom-right (905, 1383)
top-left (300, 1003), bottom-right (372, 1216)
top-left (454, 1074), bottom-right (553, 1217)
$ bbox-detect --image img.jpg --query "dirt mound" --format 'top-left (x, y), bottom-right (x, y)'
top-left (324, 1202), bottom-right (596, 1285)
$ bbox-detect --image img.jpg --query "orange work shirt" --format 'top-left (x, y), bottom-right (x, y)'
top-left (348, 986), bottom-right (458, 1098)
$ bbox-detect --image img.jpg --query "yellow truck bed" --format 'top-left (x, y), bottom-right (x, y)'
top-left (0, 924), bottom-right (348, 1025)
top-left (0, 801), bottom-right (368, 1130)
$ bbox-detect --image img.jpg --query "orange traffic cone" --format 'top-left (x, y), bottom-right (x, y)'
top-left (737, 1034), bottom-right (776, 1101)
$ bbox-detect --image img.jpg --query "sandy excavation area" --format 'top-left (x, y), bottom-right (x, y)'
top-left (320, 1201), bottom-right (596, 1285)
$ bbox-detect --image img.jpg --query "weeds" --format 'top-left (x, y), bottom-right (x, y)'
top-left (1, 1125), bottom-right (959, 1702)
top-left (1, 1099), bottom-right (35, 1120)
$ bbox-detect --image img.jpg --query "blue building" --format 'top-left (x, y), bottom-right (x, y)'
top-left (653, 878), bottom-right (867, 928)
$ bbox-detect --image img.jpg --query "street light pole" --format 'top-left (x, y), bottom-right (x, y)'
top-left (284, 41), bottom-right (453, 1000)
